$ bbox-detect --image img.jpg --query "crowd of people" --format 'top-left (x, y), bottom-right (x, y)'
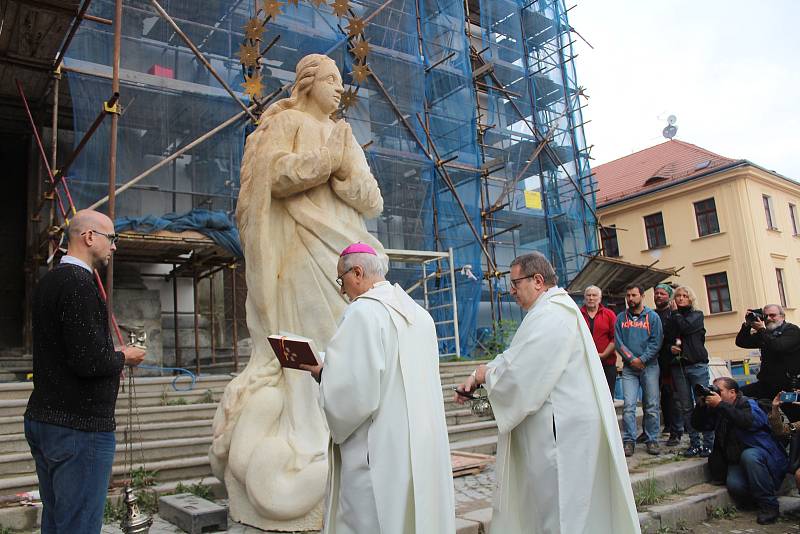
top-left (23, 210), bottom-right (800, 532)
top-left (581, 282), bottom-right (800, 526)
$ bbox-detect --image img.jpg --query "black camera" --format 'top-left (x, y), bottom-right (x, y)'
top-left (693, 383), bottom-right (721, 398)
top-left (746, 308), bottom-right (765, 324)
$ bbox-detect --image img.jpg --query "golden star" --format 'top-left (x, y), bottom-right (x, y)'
top-left (263, 0), bottom-right (284, 18)
top-left (350, 39), bottom-right (370, 60)
top-left (351, 62), bottom-right (369, 84)
top-left (340, 87), bottom-right (358, 110)
top-left (243, 17), bottom-right (264, 41)
top-left (346, 16), bottom-right (365, 38)
top-left (237, 43), bottom-right (261, 67)
top-left (331, 0), bottom-right (349, 17)
top-left (242, 73), bottom-right (264, 100)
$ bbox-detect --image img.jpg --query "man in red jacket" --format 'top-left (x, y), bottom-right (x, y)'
top-left (581, 285), bottom-right (618, 397)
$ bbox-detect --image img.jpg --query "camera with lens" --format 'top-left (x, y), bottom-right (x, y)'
top-left (693, 383), bottom-right (721, 398)
top-left (746, 308), bottom-right (765, 324)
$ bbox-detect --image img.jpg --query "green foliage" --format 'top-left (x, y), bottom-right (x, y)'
top-left (103, 499), bottom-right (126, 523)
top-left (0, 527), bottom-right (13, 534)
top-left (135, 489), bottom-right (159, 515)
top-left (633, 477), bottom-right (680, 508)
top-left (477, 320), bottom-right (519, 358)
top-left (709, 504), bottom-right (737, 519)
top-left (174, 480), bottom-right (214, 500)
top-left (194, 389), bottom-right (215, 404)
top-left (166, 397), bottom-right (188, 406)
top-left (130, 467), bottom-right (157, 488)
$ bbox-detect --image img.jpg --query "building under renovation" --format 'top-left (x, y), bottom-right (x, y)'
top-left (0, 0), bottom-right (597, 370)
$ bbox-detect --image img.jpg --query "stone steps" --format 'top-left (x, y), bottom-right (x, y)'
top-left (0, 362), bottom-right (502, 498)
top-left (0, 375), bottom-right (234, 402)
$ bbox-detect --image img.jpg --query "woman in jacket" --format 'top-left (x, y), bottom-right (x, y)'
top-left (670, 285), bottom-right (715, 456)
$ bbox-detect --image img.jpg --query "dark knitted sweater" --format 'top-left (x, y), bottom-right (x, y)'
top-left (25, 263), bottom-right (125, 432)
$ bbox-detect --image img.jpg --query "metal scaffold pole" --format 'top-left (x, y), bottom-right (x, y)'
top-left (105, 0), bottom-right (123, 318)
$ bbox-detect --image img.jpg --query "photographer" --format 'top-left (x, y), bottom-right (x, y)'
top-left (735, 304), bottom-right (800, 421)
top-left (691, 377), bottom-right (787, 525)
top-left (768, 391), bottom-right (800, 491)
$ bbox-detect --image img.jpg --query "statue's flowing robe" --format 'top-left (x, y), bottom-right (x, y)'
top-left (210, 107), bottom-right (384, 525)
top-left (484, 287), bottom-right (640, 534)
top-left (320, 282), bottom-right (456, 534)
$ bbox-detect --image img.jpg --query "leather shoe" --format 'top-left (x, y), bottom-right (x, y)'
top-left (623, 441), bottom-right (635, 457)
top-left (646, 442), bottom-right (660, 455)
top-left (756, 507), bottom-right (779, 525)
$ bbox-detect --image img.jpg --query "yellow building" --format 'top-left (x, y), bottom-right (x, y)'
top-left (595, 140), bottom-right (800, 362)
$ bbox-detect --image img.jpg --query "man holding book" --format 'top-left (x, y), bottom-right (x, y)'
top-left (301, 243), bottom-right (455, 534)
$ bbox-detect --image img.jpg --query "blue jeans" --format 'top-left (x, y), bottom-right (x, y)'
top-left (671, 363), bottom-right (715, 449)
top-left (726, 447), bottom-right (781, 510)
top-left (24, 418), bottom-right (116, 534)
top-left (621, 363), bottom-right (661, 443)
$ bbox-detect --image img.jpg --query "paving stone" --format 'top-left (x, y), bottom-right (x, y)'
top-left (158, 493), bottom-right (228, 534)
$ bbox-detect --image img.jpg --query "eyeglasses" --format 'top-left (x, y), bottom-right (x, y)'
top-left (81, 229), bottom-right (120, 245)
top-left (510, 274), bottom-right (536, 289)
top-left (335, 267), bottom-right (354, 287)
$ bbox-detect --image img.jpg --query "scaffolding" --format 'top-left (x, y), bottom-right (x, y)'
top-left (19, 0), bottom-right (596, 363)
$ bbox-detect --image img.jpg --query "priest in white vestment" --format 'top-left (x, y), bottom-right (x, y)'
top-left (302, 243), bottom-right (456, 534)
top-left (456, 252), bottom-right (640, 534)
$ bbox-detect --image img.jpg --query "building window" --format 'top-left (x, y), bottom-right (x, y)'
top-left (763, 195), bottom-right (777, 229)
top-left (790, 204), bottom-right (799, 236)
top-left (705, 272), bottom-right (732, 314)
top-left (600, 226), bottom-right (620, 257)
top-left (694, 198), bottom-right (720, 237)
top-left (644, 212), bottom-right (667, 249)
top-left (777, 268), bottom-right (787, 307)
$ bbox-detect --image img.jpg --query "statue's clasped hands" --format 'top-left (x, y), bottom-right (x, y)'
top-left (326, 120), bottom-right (354, 180)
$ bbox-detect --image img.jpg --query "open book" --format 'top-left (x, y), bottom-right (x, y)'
top-left (267, 332), bottom-right (322, 370)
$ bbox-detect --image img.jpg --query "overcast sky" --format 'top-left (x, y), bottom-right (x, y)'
top-left (568, 0), bottom-right (800, 179)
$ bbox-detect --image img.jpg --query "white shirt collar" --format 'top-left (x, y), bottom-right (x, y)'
top-left (60, 255), bottom-right (92, 273)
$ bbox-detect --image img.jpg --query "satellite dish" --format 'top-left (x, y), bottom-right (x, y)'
top-left (667, 114), bottom-right (677, 126)
top-left (663, 125), bottom-right (678, 139)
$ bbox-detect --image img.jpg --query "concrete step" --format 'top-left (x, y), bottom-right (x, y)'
top-left (0, 375), bottom-right (235, 401)
top-left (450, 434), bottom-right (498, 455)
top-left (0, 403), bottom-right (218, 434)
top-left (0, 436), bottom-right (213, 479)
top-left (0, 387), bottom-right (227, 416)
top-left (0, 454), bottom-right (214, 494)
top-left (447, 420), bottom-right (498, 443)
top-left (0, 357), bottom-right (32, 369)
top-left (445, 408), bottom-right (493, 426)
top-left (0, 417), bottom-right (213, 455)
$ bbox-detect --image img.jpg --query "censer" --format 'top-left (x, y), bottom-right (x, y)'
top-left (455, 386), bottom-right (493, 418)
top-left (120, 330), bottom-right (153, 534)
top-left (468, 386), bottom-right (493, 418)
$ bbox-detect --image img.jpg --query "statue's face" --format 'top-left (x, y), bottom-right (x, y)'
top-left (308, 61), bottom-right (344, 115)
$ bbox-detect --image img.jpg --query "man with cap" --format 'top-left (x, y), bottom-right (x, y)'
top-left (301, 243), bottom-right (455, 534)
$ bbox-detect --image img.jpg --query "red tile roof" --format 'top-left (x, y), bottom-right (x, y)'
top-left (594, 140), bottom-right (740, 206)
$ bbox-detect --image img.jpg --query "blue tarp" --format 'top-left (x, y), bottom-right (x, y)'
top-left (115, 209), bottom-right (243, 258)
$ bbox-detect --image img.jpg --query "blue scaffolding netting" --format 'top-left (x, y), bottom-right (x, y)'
top-left (62, 0), bottom-right (595, 357)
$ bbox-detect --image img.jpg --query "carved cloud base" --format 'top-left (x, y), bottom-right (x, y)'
top-left (225, 470), bottom-right (324, 532)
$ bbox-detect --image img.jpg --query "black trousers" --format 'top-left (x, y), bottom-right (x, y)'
top-left (602, 364), bottom-right (617, 398)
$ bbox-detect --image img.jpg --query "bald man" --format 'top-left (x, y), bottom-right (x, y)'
top-left (25, 209), bottom-right (146, 533)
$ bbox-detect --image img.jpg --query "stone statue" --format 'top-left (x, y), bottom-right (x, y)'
top-left (209, 54), bottom-right (386, 531)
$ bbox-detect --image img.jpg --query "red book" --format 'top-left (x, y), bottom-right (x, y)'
top-left (268, 333), bottom-right (322, 370)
